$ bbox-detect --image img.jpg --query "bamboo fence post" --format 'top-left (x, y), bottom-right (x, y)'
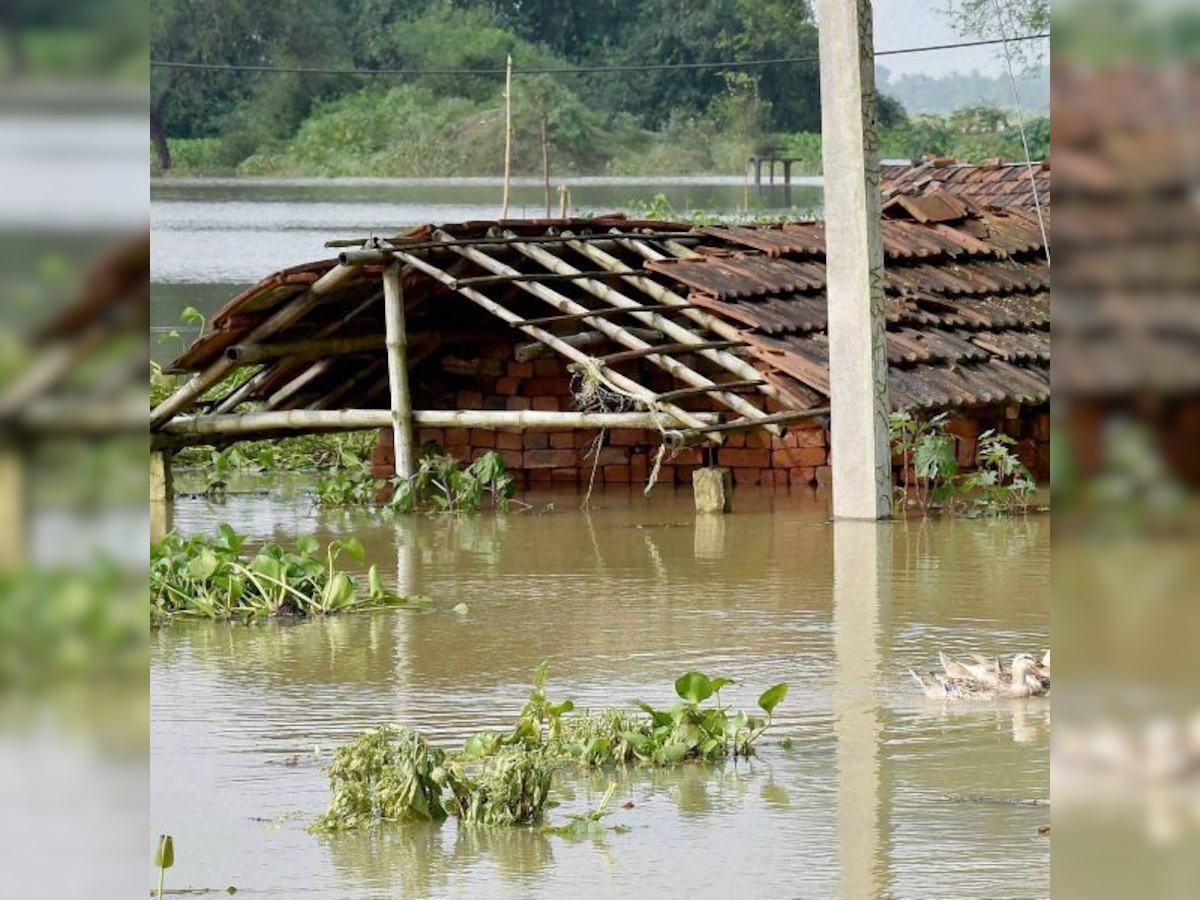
top-left (541, 116), bottom-right (551, 218)
top-left (502, 55), bottom-right (513, 219)
top-left (558, 184), bottom-right (569, 218)
top-left (382, 263), bottom-right (415, 479)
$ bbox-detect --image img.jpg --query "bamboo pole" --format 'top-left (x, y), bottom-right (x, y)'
top-left (502, 55), bottom-right (513, 219)
top-left (382, 263), bottom-right (415, 479)
top-left (514, 327), bottom-right (661, 363)
top-left (211, 290), bottom-right (382, 414)
top-left (578, 238), bottom-right (811, 410)
top-left (558, 184), bottom-right (569, 218)
top-left (150, 262), bottom-right (358, 429)
top-left (225, 334), bottom-right (384, 363)
top-left (540, 116), bottom-right (551, 218)
top-left (160, 409), bottom-right (718, 438)
top-left (392, 249), bottom-right (712, 434)
top-left (501, 234), bottom-right (781, 433)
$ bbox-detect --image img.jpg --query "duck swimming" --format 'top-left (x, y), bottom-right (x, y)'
top-left (912, 653), bottom-right (1047, 700)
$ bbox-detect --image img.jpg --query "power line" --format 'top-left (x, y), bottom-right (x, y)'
top-left (150, 33), bottom-right (1049, 77)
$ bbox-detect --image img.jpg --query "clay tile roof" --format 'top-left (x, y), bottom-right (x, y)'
top-left (881, 160), bottom-right (1050, 210)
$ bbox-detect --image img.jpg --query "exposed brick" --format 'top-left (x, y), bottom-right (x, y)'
top-left (522, 376), bottom-right (572, 397)
top-left (532, 396), bottom-right (560, 412)
top-left (523, 432), bottom-right (549, 450)
top-left (494, 434), bottom-right (523, 453)
top-left (371, 463), bottom-right (394, 480)
top-left (791, 425), bottom-right (827, 448)
top-left (445, 427), bottom-right (469, 446)
top-left (745, 429), bottom-right (773, 450)
top-left (630, 452), bottom-right (648, 484)
top-left (1016, 438), bottom-right (1038, 470)
top-left (1033, 411), bottom-right (1050, 442)
top-left (371, 445), bottom-right (394, 467)
top-left (723, 432), bottom-right (747, 449)
top-left (676, 465), bottom-right (699, 483)
top-left (479, 358), bottom-right (504, 377)
top-left (417, 428), bottom-right (443, 447)
top-left (496, 448), bottom-right (523, 469)
top-left (549, 431), bottom-right (575, 449)
top-left (609, 428), bottom-right (648, 447)
top-left (378, 426), bottom-right (394, 447)
top-left (496, 376), bottom-right (521, 396)
top-left (670, 447), bottom-right (704, 466)
top-left (944, 416), bottom-right (982, 440)
top-left (732, 467), bottom-right (761, 485)
top-left (956, 436), bottom-right (978, 468)
top-left (443, 444), bottom-right (470, 462)
top-left (771, 469), bottom-right (791, 487)
top-left (815, 465), bottom-right (833, 486)
top-left (483, 395), bottom-right (507, 411)
top-left (654, 465), bottom-right (676, 485)
top-left (533, 358), bottom-right (563, 377)
top-left (506, 396), bottom-right (532, 410)
top-left (529, 468), bottom-right (552, 483)
top-left (720, 448), bottom-right (771, 469)
top-left (595, 446), bottom-right (629, 466)
top-left (471, 429), bottom-right (497, 448)
top-left (771, 447), bottom-right (826, 468)
top-left (789, 467), bottom-right (816, 486)
top-left (456, 391), bottom-right (484, 410)
top-left (604, 465), bottom-right (631, 483)
top-left (525, 449), bottom-right (579, 469)
top-left (551, 467), bottom-right (579, 482)
top-left (507, 361), bottom-right (534, 378)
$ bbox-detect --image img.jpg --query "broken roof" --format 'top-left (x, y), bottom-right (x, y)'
top-left (153, 201), bottom-right (1049, 440)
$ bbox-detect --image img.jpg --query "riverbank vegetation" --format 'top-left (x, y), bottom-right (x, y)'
top-left (150, 525), bottom-right (425, 625)
top-left (151, 0), bottom-right (1046, 180)
top-left (312, 663), bottom-right (788, 832)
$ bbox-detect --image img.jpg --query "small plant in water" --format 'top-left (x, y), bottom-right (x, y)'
top-left (889, 411), bottom-right (1036, 517)
top-left (389, 451), bottom-right (516, 514)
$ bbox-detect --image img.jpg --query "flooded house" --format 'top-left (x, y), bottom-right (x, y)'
top-left (150, 191), bottom-right (1050, 494)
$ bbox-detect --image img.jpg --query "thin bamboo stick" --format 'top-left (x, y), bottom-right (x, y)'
top-left (540, 116), bottom-right (551, 218)
top-left (225, 334), bottom-right (384, 363)
top-left (211, 290), bottom-right (382, 414)
top-left (501, 234), bottom-right (781, 433)
top-left (576, 238), bottom-right (811, 410)
top-left (150, 262), bottom-right (359, 429)
top-left (598, 340), bottom-right (744, 365)
top-left (382, 264), bottom-right (415, 479)
top-left (502, 55), bottom-right (513, 219)
top-left (333, 230), bottom-right (697, 255)
top-left (392, 249), bottom-right (712, 435)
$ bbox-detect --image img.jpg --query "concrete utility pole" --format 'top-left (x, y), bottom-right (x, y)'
top-left (817, 0), bottom-right (892, 519)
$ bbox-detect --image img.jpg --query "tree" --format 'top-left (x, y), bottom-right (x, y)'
top-left (942, 0), bottom-right (1048, 68)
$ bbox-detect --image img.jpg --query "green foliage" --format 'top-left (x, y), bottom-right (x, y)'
top-left (313, 726), bottom-right (451, 831)
top-left (313, 662), bottom-right (791, 834)
top-left (889, 412), bottom-right (1036, 517)
top-left (389, 451), bottom-right (516, 514)
top-left (150, 525), bottom-right (416, 625)
top-left (541, 782), bottom-right (628, 839)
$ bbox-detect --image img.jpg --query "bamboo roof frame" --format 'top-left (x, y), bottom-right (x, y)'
top-left (151, 210), bottom-right (1050, 451)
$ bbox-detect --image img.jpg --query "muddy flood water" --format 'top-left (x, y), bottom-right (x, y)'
top-left (151, 481), bottom-right (1049, 899)
top-left (151, 180), bottom-right (1047, 898)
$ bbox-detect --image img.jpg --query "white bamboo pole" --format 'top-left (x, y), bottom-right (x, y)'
top-left (502, 54), bottom-right (513, 219)
top-left (382, 264), bottom-right (415, 479)
top-left (160, 409), bottom-right (716, 437)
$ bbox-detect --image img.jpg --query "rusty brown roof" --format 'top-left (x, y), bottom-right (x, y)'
top-left (881, 159), bottom-right (1050, 210)
top-left (154, 206), bottom-right (1049, 433)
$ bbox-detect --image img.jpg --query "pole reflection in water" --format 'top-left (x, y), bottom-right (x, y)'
top-left (833, 520), bottom-right (888, 900)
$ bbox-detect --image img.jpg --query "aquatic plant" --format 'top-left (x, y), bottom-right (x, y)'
top-left (541, 782), bottom-right (629, 839)
top-left (313, 726), bottom-right (451, 831)
top-left (889, 411), bottom-right (1036, 517)
top-left (150, 525), bottom-right (417, 625)
top-left (312, 663), bottom-right (789, 834)
top-left (389, 451), bottom-right (516, 514)
top-left (154, 834), bottom-right (173, 899)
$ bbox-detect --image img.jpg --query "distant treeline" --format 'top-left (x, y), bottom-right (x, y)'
top-left (877, 65), bottom-right (1050, 115)
top-left (150, 0), bottom-right (1046, 177)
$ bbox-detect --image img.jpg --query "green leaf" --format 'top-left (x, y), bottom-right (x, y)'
top-left (660, 742), bottom-right (690, 763)
top-left (546, 700), bottom-right (575, 717)
top-left (674, 671), bottom-right (714, 705)
top-left (295, 535), bottom-right (319, 557)
top-left (180, 306), bottom-right (205, 327)
top-left (155, 834), bottom-right (174, 869)
top-left (532, 660), bottom-right (549, 689)
top-left (709, 677), bottom-right (734, 694)
top-left (757, 683), bottom-right (789, 715)
top-left (188, 548), bottom-right (218, 581)
top-left (339, 537), bottom-right (366, 564)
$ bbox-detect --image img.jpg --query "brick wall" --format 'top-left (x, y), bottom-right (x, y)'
top-left (369, 337), bottom-right (1052, 488)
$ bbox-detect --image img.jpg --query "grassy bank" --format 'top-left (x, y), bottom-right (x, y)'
top-left (152, 84), bottom-right (1048, 179)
